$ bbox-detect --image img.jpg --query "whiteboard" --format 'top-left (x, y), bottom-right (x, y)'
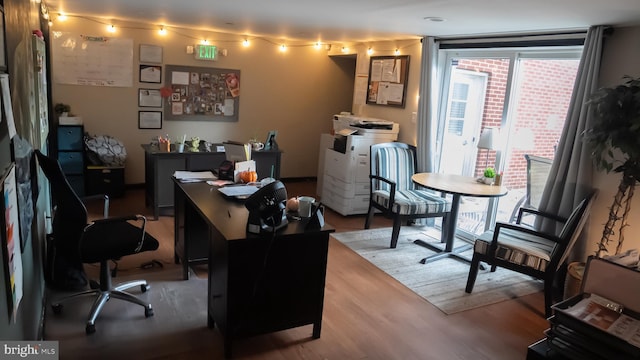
top-left (52, 32), bottom-right (133, 87)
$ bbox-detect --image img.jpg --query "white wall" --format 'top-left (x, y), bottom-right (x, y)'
top-left (586, 25), bottom-right (640, 258)
top-left (51, 18), bottom-right (355, 183)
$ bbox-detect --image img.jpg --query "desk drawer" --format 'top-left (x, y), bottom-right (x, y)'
top-left (86, 167), bottom-right (125, 198)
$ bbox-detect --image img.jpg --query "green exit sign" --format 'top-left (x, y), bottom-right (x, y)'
top-left (195, 45), bottom-right (218, 61)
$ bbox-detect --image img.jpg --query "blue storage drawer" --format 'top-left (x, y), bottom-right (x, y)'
top-left (58, 152), bottom-right (84, 174)
top-left (57, 126), bottom-right (84, 150)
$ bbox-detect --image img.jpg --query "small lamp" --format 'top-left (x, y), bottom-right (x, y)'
top-left (477, 127), bottom-right (499, 169)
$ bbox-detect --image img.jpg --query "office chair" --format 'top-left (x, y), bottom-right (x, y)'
top-left (465, 190), bottom-right (596, 317)
top-left (35, 150), bottom-right (159, 334)
top-left (364, 142), bottom-right (452, 248)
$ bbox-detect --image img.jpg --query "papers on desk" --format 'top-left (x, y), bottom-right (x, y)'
top-left (174, 171), bottom-right (217, 183)
top-left (217, 185), bottom-right (259, 197)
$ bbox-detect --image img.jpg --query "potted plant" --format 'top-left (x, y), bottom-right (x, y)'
top-left (584, 75), bottom-right (640, 258)
top-left (54, 103), bottom-right (71, 117)
top-left (54, 103), bottom-right (83, 125)
top-left (483, 167), bottom-right (496, 184)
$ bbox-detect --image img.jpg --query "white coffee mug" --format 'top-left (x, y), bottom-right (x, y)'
top-left (252, 142), bottom-right (265, 151)
top-left (297, 196), bottom-right (315, 218)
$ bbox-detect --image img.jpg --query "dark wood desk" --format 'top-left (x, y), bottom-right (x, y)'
top-left (173, 179), bottom-right (334, 358)
top-left (411, 173), bottom-right (508, 264)
top-left (143, 143), bottom-right (281, 219)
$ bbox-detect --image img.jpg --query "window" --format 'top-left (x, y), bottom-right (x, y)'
top-left (435, 47), bottom-right (582, 238)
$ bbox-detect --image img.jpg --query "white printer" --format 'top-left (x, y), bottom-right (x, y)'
top-left (318, 114), bottom-right (399, 216)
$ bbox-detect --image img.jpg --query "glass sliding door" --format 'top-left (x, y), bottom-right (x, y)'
top-left (436, 48), bottom-right (581, 240)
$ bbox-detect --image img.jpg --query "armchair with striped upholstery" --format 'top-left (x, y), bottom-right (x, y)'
top-left (364, 142), bottom-right (452, 248)
top-left (465, 190), bottom-right (597, 317)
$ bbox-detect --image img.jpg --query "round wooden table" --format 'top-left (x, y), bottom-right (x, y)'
top-left (411, 173), bottom-right (508, 264)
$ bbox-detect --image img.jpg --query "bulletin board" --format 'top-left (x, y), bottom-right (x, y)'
top-left (164, 64), bottom-right (240, 122)
top-left (52, 32), bottom-right (133, 87)
top-left (366, 55), bottom-right (410, 108)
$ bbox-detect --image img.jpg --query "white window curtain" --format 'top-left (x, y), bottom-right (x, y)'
top-left (537, 25), bottom-right (607, 263)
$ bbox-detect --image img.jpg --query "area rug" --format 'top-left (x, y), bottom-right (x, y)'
top-left (332, 227), bottom-right (543, 315)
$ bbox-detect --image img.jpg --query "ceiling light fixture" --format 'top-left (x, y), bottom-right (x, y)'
top-left (280, 44), bottom-right (287, 52)
top-left (341, 46), bottom-right (349, 53)
top-left (394, 48), bottom-right (400, 55)
top-left (57, 13), bottom-right (67, 21)
top-left (107, 24), bottom-right (116, 33)
top-left (315, 42), bottom-right (322, 50)
top-left (367, 47), bottom-right (374, 55)
top-left (158, 27), bottom-right (166, 35)
top-left (242, 39), bottom-right (250, 47)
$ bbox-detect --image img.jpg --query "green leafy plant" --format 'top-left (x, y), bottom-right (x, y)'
top-left (483, 167), bottom-right (496, 178)
top-left (584, 76), bottom-right (640, 257)
top-left (54, 103), bottom-right (71, 116)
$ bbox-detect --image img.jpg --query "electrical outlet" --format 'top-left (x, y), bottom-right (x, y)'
top-left (411, 112), bottom-right (417, 123)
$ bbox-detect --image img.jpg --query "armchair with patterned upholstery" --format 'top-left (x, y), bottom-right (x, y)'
top-left (364, 142), bottom-right (452, 248)
top-left (465, 190), bottom-right (597, 317)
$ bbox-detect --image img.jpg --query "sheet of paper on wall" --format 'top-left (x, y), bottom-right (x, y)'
top-left (381, 59), bottom-right (399, 83)
top-left (171, 71), bottom-right (190, 85)
top-left (224, 99), bottom-right (234, 116)
top-left (376, 82), bottom-right (390, 105)
top-left (172, 102), bottom-right (183, 115)
top-left (387, 83), bottom-right (405, 103)
top-left (0, 74), bottom-right (17, 138)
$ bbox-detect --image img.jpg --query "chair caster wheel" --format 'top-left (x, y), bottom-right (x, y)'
top-left (52, 303), bottom-right (63, 314)
top-left (145, 307), bottom-right (154, 317)
top-left (141, 284), bottom-right (150, 292)
top-left (86, 324), bottom-right (96, 334)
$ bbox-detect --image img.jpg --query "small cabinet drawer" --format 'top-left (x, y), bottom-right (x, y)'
top-left (58, 152), bottom-right (84, 174)
top-left (57, 126), bottom-right (84, 150)
top-left (86, 167), bottom-right (125, 198)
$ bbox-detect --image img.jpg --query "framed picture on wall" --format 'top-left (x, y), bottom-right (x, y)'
top-left (138, 111), bottom-right (162, 129)
top-left (139, 44), bottom-right (163, 64)
top-left (366, 55), bottom-right (410, 108)
top-left (139, 65), bottom-right (162, 83)
top-left (138, 89), bottom-right (162, 108)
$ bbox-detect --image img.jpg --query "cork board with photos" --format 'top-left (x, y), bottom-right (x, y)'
top-left (164, 64), bottom-right (240, 121)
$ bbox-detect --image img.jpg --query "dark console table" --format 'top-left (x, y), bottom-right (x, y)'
top-left (142, 143), bottom-right (281, 219)
top-left (173, 179), bottom-right (334, 358)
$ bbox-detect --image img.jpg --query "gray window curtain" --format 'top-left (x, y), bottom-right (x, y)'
top-left (416, 36), bottom-right (439, 173)
top-left (537, 25), bottom-right (607, 263)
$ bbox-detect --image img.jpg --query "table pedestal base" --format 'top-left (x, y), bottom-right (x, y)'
top-left (413, 239), bottom-right (473, 264)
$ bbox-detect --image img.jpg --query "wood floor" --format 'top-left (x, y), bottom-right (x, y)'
top-left (49, 179), bottom-right (549, 359)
